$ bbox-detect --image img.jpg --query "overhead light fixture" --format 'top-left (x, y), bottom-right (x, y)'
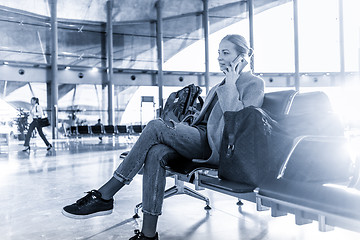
top-left (91, 67), bottom-right (98, 72)
top-left (65, 66), bottom-right (70, 70)
top-left (3, 62), bottom-right (9, 65)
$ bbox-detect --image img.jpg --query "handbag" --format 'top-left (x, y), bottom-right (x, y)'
top-left (219, 107), bottom-right (293, 186)
top-left (40, 117), bottom-right (50, 127)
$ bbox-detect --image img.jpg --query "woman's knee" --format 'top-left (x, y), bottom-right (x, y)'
top-left (145, 118), bottom-right (174, 133)
top-left (145, 144), bottom-right (179, 170)
top-left (145, 119), bottom-right (163, 131)
top-left (145, 144), bottom-right (169, 166)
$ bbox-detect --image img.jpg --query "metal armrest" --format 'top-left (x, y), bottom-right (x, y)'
top-left (277, 135), bottom-right (352, 183)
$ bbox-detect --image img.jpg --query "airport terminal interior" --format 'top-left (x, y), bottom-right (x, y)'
top-left (1, 0), bottom-right (360, 239)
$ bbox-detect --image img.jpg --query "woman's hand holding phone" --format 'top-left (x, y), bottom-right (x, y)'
top-left (223, 54), bottom-right (248, 86)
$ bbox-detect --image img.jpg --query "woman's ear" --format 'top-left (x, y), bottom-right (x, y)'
top-left (248, 48), bottom-right (254, 58)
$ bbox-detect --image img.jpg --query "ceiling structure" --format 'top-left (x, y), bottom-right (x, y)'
top-left (0, 0), bottom-right (291, 118)
top-left (0, 0), bottom-right (290, 70)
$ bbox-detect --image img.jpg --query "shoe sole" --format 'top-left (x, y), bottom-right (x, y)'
top-left (61, 209), bottom-right (113, 219)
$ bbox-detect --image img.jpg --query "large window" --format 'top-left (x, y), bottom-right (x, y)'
top-left (254, 2), bottom-right (294, 73)
top-left (166, 0), bottom-right (359, 74)
top-left (343, 0), bottom-right (360, 72)
top-left (297, 0), bottom-right (340, 72)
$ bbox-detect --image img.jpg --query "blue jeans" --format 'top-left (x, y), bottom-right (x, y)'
top-left (113, 119), bottom-right (211, 216)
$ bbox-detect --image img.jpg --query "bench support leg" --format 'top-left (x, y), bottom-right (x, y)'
top-left (256, 196), bottom-right (270, 211)
top-left (133, 175), bottom-right (211, 218)
top-left (318, 215), bottom-right (334, 232)
top-left (270, 202), bottom-right (287, 217)
top-left (295, 210), bottom-right (312, 225)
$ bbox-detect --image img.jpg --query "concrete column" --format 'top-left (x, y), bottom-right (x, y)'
top-left (248, 0), bottom-right (255, 72)
top-left (106, 0), bottom-right (115, 125)
top-left (156, 0), bottom-right (164, 115)
top-left (50, 0), bottom-right (59, 139)
top-left (203, 0), bottom-right (210, 94)
top-left (293, 0), bottom-right (300, 91)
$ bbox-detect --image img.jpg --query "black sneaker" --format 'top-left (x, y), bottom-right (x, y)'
top-left (129, 230), bottom-right (159, 240)
top-left (47, 144), bottom-right (52, 151)
top-left (62, 190), bottom-right (113, 219)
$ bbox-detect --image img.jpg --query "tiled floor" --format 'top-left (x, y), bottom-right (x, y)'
top-left (1, 136), bottom-right (360, 240)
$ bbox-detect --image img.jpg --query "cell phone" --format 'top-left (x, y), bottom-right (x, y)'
top-left (231, 54), bottom-right (248, 74)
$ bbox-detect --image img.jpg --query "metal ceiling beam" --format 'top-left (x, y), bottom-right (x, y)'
top-left (1, 64), bottom-right (353, 88)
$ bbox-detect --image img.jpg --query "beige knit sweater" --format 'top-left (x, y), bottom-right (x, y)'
top-left (192, 70), bottom-right (265, 165)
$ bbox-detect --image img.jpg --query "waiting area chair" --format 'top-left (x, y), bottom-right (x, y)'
top-left (90, 125), bottom-right (103, 135)
top-left (104, 125), bottom-right (116, 135)
top-left (130, 124), bottom-right (145, 134)
top-left (69, 124), bottom-right (131, 139)
top-left (133, 90), bottom-right (298, 217)
top-left (116, 125), bottom-right (128, 135)
top-left (133, 90), bottom-right (360, 233)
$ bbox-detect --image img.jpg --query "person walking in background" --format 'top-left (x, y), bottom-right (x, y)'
top-left (22, 97), bottom-right (52, 151)
top-left (95, 118), bottom-right (103, 142)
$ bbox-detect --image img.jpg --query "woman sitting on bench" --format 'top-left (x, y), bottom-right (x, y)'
top-left (62, 34), bottom-right (265, 240)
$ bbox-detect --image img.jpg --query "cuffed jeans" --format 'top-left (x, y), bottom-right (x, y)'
top-left (113, 119), bottom-right (211, 216)
top-left (24, 119), bottom-right (51, 147)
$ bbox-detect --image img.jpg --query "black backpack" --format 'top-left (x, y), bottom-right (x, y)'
top-left (161, 84), bottom-right (204, 124)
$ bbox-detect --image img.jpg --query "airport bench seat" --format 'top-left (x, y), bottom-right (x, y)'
top-left (133, 90), bottom-right (298, 216)
top-left (69, 125), bottom-right (130, 138)
top-left (163, 90), bottom-right (298, 195)
top-left (90, 125), bottom-right (103, 135)
top-left (116, 125), bottom-right (128, 134)
top-left (104, 125), bottom-right (116, 135)
top-left (255, 134), bottom-right (359, 232)
top-left (134, 90), bottom-right (360, 233)
top-left (77, 125), bottom-right (90, 135)
top-left (163, 90), bottom-right (360, 233)
top-left (258, 178), bottom-right (360, 232)
top-left (130, 124), bottom-right (145, 134)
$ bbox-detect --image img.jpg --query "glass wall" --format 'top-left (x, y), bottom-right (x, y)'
top-left (297, 0), bottom-right (340, 72)
top-left (343, 0), bottom-right (360, 72)
top-left (254, 2), bottom-right (294, 73)
top-left (166, 0), bottom-right (359, 74)
top-left (1, 1), bottom-right (360, 132)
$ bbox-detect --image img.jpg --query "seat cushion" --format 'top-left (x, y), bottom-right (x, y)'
top-left (259, 177), bottom-right (360, 220)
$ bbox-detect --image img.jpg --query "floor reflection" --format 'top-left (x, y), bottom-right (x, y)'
top-left (0, 136), bottom-right (360, 240)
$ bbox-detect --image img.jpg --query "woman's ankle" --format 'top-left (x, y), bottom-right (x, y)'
top-left (141, 213), bottom-right (158, 238)
top-left (98, 177), bottom-right (125, 200)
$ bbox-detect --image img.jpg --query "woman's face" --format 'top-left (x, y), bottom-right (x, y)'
top-left (31, 99), bottom-right (36, 105)
top-left (218, 39), bottom-right (239, 72)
